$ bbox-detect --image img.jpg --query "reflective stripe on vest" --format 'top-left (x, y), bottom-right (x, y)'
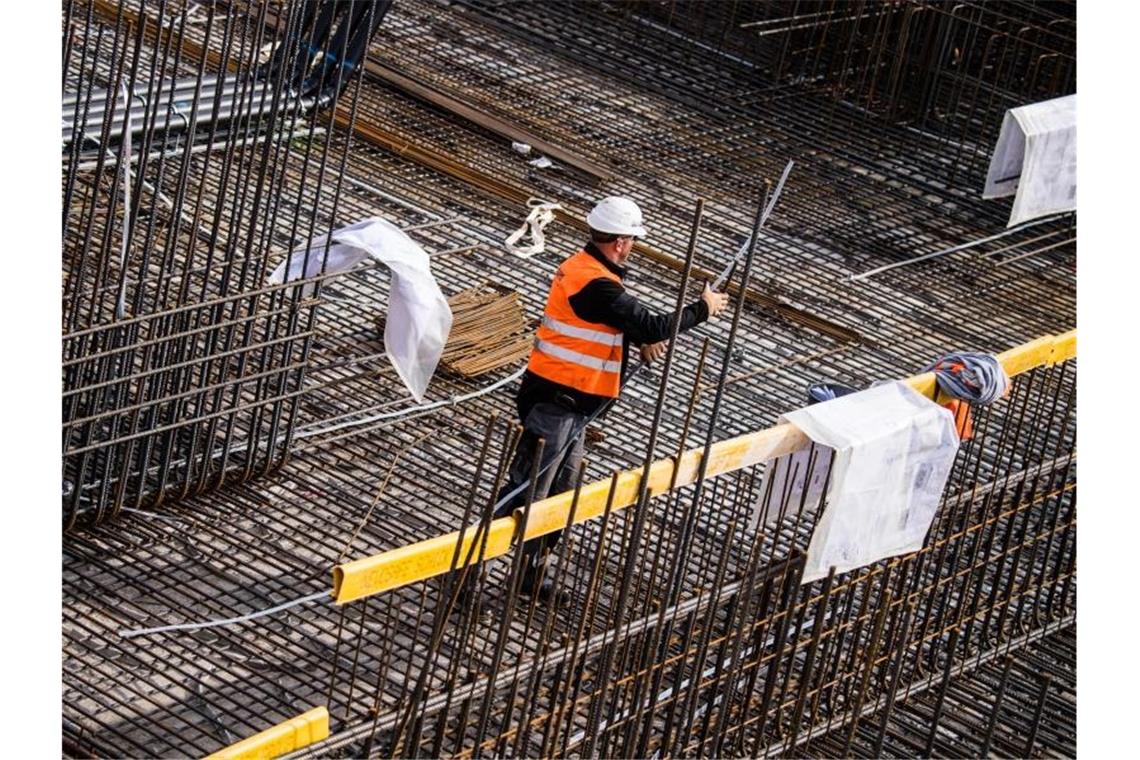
top-left (527, 250), bottom-right (624, 398)
top-left (533, 338), bottom-right (622, 373)
top-left (541, 315), bottom-right (624, 347)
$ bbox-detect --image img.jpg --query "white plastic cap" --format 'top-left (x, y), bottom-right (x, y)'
top-left (586, 196), bottom-right (647, 237)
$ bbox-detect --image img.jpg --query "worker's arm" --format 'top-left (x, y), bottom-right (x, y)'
top-left (568, 279), bottom-right (708, 344)
top-left (640, 285), bottom-right (729, 362)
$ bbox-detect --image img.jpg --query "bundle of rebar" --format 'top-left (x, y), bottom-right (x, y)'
top-left (441, 285), bottom-right (532, 378)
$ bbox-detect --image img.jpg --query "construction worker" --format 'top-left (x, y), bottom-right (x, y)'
top-left (493, 196), bottom-right (729, 604)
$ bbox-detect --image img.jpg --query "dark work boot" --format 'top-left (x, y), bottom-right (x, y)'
top-left (519, 564), bottom-right (570, 607)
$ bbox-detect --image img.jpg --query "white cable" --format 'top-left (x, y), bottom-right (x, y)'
top-left (712, 160), bottom-right (795, 290)
top-left (292, 366), bottom-right (527, 441)
top-left (112, 364), bottom-right (526, 641)
top-left (849, 212), bottom-right (1071, 281)
top-left (111, 369), bottom-right (524, 642)
top-left (112, 369), bottom-right (526, 641)
top-left (79, 346), bottom-right (527, 490)
top-left (119, 591), bottom-right (330, 639)
top-left (115, 81), bottom-right (132, 320)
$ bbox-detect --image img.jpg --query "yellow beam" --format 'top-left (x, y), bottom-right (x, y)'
top-left (335, 518), bottom-right (516, 604)
top-left (997, 335), bottom-right (1055, 377)
top-left (1050, 329), bottom-right (1077, 365)
top-left (520, 424), bottom-right (812, 544)
top-left (333, 423), bottom-right (812, 604)
top-left (903, 371), bottom-right (938, 398)
top-left (205, 706), bottom-right (329, 760)
top-left (332, 330), bottom-right (1075, 604)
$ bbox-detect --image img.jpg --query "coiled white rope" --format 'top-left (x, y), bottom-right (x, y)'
top-left (504, 198), bottom-right (562, 258)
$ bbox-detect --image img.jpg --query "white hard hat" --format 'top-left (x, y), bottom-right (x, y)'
top-left (586, 196), bottom-right (647, 237)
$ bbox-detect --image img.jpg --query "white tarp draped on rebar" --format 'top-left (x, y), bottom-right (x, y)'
top-left (774, 382), bottom-right (960, 584)
top-left (750, 445), bottom-right (834, 536)
top-left (268, 218), bottom-right (452, 402)
top-left (983, 94), bottom-right (1076, 227)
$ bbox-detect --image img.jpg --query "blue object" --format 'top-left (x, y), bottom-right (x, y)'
top-left (924, 352), bottom-right (1009, 405)
top-left (807, 382), bottom-right (858, 405)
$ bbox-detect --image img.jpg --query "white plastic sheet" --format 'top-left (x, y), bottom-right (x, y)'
top-left (268, 218), bottom-right (452, 402)
top-left (777, 382), bottom-right (959, 583)
top-left (983, 94), bottom-right (1076, 227)
top-left (749, 445), bottom-right (833, 535)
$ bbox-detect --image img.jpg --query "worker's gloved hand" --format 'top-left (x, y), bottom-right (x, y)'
top-left (702, 283), bottom-right (729, 318)
top-left (640, 341), bottom-right (667, 363)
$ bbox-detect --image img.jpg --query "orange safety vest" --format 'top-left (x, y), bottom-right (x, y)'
top-left (942, 398), bottom-right (975, 442)
top-left (528, 250), bottom-right (624, 397)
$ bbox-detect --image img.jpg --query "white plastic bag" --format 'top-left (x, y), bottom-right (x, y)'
top-left (268, 237), bottom-right (370, 298)
top-left (778, 382), bottom-right (960, 583)
top-left (269, 218), bottom-right (452, 402)
top-left (983, 94), bottom-right (1076, 227)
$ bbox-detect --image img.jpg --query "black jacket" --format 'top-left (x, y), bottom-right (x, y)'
top-left (518, 242), bottom-right (709, 419)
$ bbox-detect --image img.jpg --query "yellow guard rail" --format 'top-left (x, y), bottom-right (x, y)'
top-left (206, 706), bottom-right (329, 760)
top-left (333, 330), bottom-right (1075, 604)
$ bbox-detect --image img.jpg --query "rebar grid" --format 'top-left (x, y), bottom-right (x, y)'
top-left (62, 0), bottom-right (395, 526)
top-left (303, 356), bottom-right (1074, 759)
top-left (808, 624), bottom-right (1075, 758)
top-left (455, 0), bottom-right (1074, 192)
top-left (62, 1), bottom-right (1076, 757)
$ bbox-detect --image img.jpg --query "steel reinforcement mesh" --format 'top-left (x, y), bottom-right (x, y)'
top-left (308, 355), bottom-right (1075, 758)
top-left (62, 0), bottom-right (391, 527)
top-left (62, 1), bottom-right (1076, 757)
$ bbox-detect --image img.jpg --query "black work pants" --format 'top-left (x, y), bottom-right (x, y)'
top-left (494, 401), bottom-right (586, 572)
